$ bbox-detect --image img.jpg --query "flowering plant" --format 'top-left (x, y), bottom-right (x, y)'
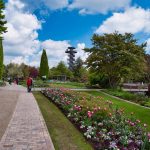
top-left (42, 88), bottom-right (150, 149)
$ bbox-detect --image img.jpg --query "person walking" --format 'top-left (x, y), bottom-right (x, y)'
top-left (26, 77), bottom-right (33, 92)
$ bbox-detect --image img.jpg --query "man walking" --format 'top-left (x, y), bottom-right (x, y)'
top-left (26, 77), bottom-right (32, 92)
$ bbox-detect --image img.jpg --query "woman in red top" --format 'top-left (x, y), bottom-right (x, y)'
top-left (26, 77), bottom-right (32, 92)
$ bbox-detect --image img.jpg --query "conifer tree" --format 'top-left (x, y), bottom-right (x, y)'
top-left (0, 39), bottom-right (3, 78)
top-left (0, 0), bottom-right (7, 36)
top-left (39, 49), bottom-right (49, 79)
top-left (0, 0), bottom-right (7, 79)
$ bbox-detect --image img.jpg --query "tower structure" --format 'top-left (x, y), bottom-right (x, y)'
top-left (65, 47), bottom-right (77, 71)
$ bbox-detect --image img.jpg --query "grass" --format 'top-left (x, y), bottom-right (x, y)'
top-left (83, 91), bottom-right (150, 131)
top-left (33, 92), bottom-right (93, 150)
top-left (104, 89), bottom-right (150, 107)
top-left (49, 82), bottom-right (86, 89)
top-left (20, 80), bottom-right (86, 89)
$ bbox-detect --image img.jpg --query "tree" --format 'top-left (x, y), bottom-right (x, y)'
top-left (0, 0), bottom-right (7, 36)
top-left (0, 0), bottom-right (7, 79)
top-left (73, 57), bottom-right (88, 82)
top-left (49, 61), bottom-right (73, 80)
top-left (29, 66), bottom-right (39, 78)
top-left (84, 32), bottom-right (146, 88)
top-left (20, 63), bottom-right (29, 78)
top-left (0, 39), bottom-right (3, 78)
top-left (39, 49), bottom-right (49, 79)
top-left (6, 63), bottom-right (23, 78)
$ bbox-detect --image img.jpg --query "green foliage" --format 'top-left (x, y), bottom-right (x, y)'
top-left (0, 0), bottom-right (7, 37)
top-left (39, 49), bottom-right (49, 79)
top-left (73, 57), bottom-right (88, 82)
top-left (0, 39), bottom-right (3, 79)
top-left (5, 63), bottom-right (23, 77)
top-left (104, 89), bottom-right (150, 106)
top-left (49, 61), bottom-right (73, 79)
top-left (89, 72), bottom-right (109, 88)
top-left (4, 63), bottom-right (39, 79)
top-left (85, 32), bottom-right (146, 88)
top-left (0, 0), bottom-right (7, 79)
top-left (86, 91), bottom-right (150, 130)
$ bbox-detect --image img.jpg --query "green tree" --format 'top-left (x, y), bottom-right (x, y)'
top-left (49, 61), bottom-right (73, 80)
top-left (84, 32), bottom-right (146, 88)
top-left (0, 0), bottom-right (7, 36)
top-left (6, 63), bottom-right (23, 78)
top-left (39, 49), bottom-right (49, 79)
top-left (73, 57), bottom-right (88, 82)
top-left (0, 0), bottom-right (7, 79)
top-left (0, 39), bottom-right (3, 78)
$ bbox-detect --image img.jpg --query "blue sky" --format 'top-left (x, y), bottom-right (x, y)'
top-left (3, 0), bottom-right (150, 67)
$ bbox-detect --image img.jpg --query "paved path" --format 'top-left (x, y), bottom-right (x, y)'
top-left (0, 84), bottom-right (55, 150)
top-left (0, 87), bottom-right (19, 140)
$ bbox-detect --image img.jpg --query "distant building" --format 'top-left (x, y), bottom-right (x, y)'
top-left (65, 47), bottom-right (77, 71)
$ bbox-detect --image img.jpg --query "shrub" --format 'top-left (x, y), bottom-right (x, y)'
top-left (105, 89), bottom-right (150, 107)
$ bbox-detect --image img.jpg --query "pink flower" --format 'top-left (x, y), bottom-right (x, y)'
top-left (93, 107), bottom-right (98, 112)
top-left (130, 122), bottom-right (135, 126)
top-left (104, 107), bottom-right (107, 111)
top-left (87, 111), bottom-right (93, 118)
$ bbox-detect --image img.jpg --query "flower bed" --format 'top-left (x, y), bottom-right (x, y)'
top-left (42, 88), bottom-right (150, 150)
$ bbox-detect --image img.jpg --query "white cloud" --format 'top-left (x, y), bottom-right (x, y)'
top-left (3, 0), bottom-right (41, 62)
top-left (96, 7), bottom-right (150, 34)
top-left (43, 0), bottom-right (68, 10)
top-left (146, 38), bottom-right (150, 53)
top-left (19, 0), bottom-right (68, 12)
top-left (76, 43), bottom-right (88, 61)
top-left (40, 39), bottom-right (71, 67)
top-left (41, 39), bottom-right (70, 57)
top-left (69, 0), bottom-right (131, 14)
top-left (3, 0), bottom-right (86, 67)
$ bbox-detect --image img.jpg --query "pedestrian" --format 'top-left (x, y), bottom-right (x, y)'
top-left (16, 77), bottom-right (19, 85)
top-left (8, 77), bottom-right (12, 85)
top-left (26, 76), bottom-right (33, 92)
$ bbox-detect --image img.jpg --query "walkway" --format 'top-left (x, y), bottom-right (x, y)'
top-left (0, 84), bottom-right (55, 150)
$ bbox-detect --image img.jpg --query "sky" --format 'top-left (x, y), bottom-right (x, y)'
top-left (2, 0), bottom-right (150, 67)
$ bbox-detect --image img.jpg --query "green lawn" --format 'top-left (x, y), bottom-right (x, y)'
top-left (33, 92), bottom-right (93, 150)
top-left (50, 82), bottom-right (86, 89)
top-left (84, 91), bottom-right (150, 131)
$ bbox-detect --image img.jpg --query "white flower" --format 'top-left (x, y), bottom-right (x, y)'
top-left (87, 135), bottom-right (91, 139)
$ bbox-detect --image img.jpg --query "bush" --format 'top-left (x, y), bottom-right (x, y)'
top-left (89, 73), bottom-right (109, 88)
top-left (104, 89), bottom-right (150, 107)
top-left (0, 80), bottom-right (5, 86)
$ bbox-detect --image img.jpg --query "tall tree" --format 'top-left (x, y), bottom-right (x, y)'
top-left (0, 39), bottom-right (3, 78)
top-left (39, 49), bottom-right (49, 79)
top-left (0, 0), bottom-right (7, 79)
top-left (84, 32), bottom-right (146, 88)
top-left (0, 0), bottom-right (7, 36)
top-left (73, 57), bottom-right (88, 82)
